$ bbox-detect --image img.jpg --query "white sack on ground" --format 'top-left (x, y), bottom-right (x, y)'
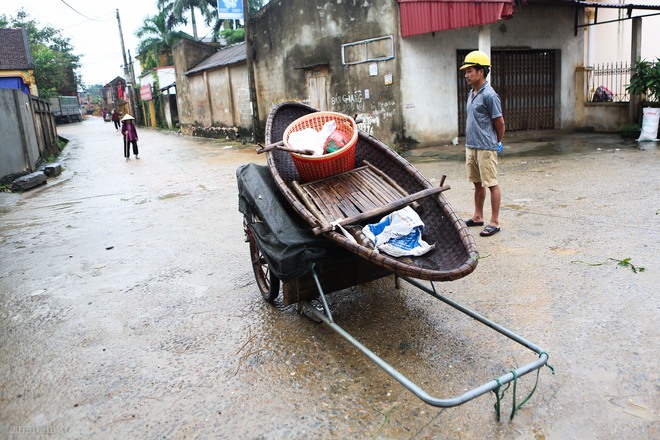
top-left (638, 107), bottom-right (660, 141)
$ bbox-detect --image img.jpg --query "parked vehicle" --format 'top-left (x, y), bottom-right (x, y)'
top-left (49, 96), bottom-right (82, 123)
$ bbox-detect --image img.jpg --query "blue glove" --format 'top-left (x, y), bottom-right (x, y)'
top-left (497, 142), bottom-right (503, 155)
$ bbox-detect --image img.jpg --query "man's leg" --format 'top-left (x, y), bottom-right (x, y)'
top-left (473, 182), bottom-right (486, 222)
top-left (488, 184), bottom-right (501, 227)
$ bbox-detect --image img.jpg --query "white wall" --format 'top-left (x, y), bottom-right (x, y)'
top-left (399, 5), bottom-right (584, 145)
top-left (587, 1), bottom-right (660, 64)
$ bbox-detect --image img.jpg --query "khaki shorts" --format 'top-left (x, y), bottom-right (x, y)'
top-left (466, 148), bottom-right (498, 188)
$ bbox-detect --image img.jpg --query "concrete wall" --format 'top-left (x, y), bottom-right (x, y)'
top-left (251, 0), bottom-right (402, 144)
top-left (588, 3), bottom-right (660, 64)
top-left (250, 2), bottom-right (585, 147)
top-left (186, 64), bottom-right (250, 129)
top-left (173, 40), bottom-right (251, 135)
top-left (0, 89), bottom-right (48, 180)
top-left (583, 102), bottom-right (630, 131)
top-left (173, 40), bottom-right (218, 135)
top-left (399, 5), bottom-right (584, 145)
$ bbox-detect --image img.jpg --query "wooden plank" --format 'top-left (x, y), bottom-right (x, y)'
top-left (363, 160), bottom-right (420, 210)
top-left (351, 171), bottom-right (392, 206)
top-left (360, 169), bottom-right (403, 201)
top-left (306, 184), bottom-right (343, 220)
top-left (340, 175), bottom-right (379, 211)
top-left (291, 180), bottom-right (332, 229)
top-left (312, 185), bottom-right (450, 235)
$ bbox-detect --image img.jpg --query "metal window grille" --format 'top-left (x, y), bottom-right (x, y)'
top-left (341, 36), bottom-right (395, 66)
top-left (587, 62), bottom-right (631, 103)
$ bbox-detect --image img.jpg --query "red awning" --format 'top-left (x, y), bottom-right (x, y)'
top-left (398, 0), bottom-right (517, 38)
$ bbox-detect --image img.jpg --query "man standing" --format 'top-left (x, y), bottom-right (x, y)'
top-left (459, 51), bottom-right (505, 237)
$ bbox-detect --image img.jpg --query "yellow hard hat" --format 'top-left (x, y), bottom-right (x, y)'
top-left (459, 51), bottom-right (491, 70)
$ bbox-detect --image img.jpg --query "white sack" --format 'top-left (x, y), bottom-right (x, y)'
top-left (638, 107), bottom-right (660, 141)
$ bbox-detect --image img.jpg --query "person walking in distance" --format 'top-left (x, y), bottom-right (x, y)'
top-left (459, 51), bottom-right (505, 237)
top-left (120, 114), bottom-right (139, 161)
top-left (111, 109), bottom-right (122, 131)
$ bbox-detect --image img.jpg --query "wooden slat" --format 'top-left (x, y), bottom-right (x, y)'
top-left (297, 164), bottom-right (448, 231)
top-left (311, 185), bottom-right (450, 235)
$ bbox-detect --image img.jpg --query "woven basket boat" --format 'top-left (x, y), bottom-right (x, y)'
top-left (265, 102), bottom-right (479, 282)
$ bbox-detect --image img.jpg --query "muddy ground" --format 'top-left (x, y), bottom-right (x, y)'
top-left (0, 116), bottom-right (657, 439)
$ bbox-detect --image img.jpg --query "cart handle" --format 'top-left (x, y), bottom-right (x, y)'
top-left (300, 272), bottom-right (550, 409)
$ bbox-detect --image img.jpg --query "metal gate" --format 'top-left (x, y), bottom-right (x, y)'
top-left (457, 49), bottom-right (556, 135)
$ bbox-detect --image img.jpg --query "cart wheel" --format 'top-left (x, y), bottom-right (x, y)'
top-left (247, 225), bottom-right (280, 302)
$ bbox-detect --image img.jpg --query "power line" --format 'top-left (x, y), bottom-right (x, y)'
top-left (60, 12), bottom-right (114, 30)
top-left (60, 0), bottom-right (98, 22)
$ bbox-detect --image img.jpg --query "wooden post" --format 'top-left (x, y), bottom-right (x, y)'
top-left (629, 17), bottom-right (642, 123)
top-left (243, 0), bottom-right (262, 141)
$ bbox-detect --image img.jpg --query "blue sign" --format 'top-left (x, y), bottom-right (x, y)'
top-left (217, 0), bottom-right (244, 20)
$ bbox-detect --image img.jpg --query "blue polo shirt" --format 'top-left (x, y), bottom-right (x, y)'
top-left (465, 81), bottom-right (502, 150)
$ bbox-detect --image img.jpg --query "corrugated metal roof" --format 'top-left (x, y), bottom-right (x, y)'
top-left (0, 28), bottom-right (34, 70)
top-left (398, 0), bottom-right (516, 38)
top-left (526, 0), bottom-right (660, 9)
top-left (185, 41), bottom-right (247, 76)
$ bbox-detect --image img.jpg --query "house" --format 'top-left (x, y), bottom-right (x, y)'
top-left (138, 66), bottom-right (177, 128)
top-left (576, 0), bottom-right (660, 128)
top-left (172, 40), bottom-right (251, 136)
top-left (0, 28), bottom-right (38, 95)
top-left (101, 76), bottom-right (129, 115)
top-left (587, 0), bottom-right (660, 65)
top-left (247, 0), bottom-right (594, 147)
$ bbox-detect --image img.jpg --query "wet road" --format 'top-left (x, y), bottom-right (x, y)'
top-left (1, 116), bottom-right (658, 438)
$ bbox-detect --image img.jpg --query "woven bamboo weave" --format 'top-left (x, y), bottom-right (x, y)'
top-left (265, 102), bottom-right (478, 282)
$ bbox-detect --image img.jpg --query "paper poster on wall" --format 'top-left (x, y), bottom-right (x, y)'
top-left (384, 74), bottom-right (393, 85)
top-left (369, 63), bottom-right (378, 76)
top-left (364, 89), bottom-right (370, 99)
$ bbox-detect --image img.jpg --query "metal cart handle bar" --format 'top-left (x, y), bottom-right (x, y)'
top-left (302, 271), bottom-right (549, 408)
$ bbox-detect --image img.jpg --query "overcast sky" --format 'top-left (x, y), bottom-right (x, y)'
top-left (0, 0), bottom-right (214, 88)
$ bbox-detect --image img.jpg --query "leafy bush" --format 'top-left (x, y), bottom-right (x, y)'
top-left (626, 58), bottom-right (660, 102)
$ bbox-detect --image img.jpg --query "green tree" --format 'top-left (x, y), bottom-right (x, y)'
top-left (1, 9), bottom-right (81, 98)
top-left (219, 27), bottom-right (245, 45)
top-left (136, 7), bottom-right (194, 70)
top-left (157, 0), bottom-right (214, 40)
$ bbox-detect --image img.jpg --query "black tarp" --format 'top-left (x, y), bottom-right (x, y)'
top-left (236, 163), bottom-right (351, 281)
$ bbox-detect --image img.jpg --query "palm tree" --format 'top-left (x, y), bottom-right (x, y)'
top-left (135, 7), bottom-right (194, 70)
top-left (157, 0), bottom-right (214, 40)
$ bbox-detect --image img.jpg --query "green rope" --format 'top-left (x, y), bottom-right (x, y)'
top-left (492, 378), bottom-right (510, 421)
top-left (493, 352), bottom-right (556, 421)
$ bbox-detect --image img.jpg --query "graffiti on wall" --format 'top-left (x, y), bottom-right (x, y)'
top-left (330, 93), bottom-right (397, 136)
top-left (331, 90), bottom-right (366, 112)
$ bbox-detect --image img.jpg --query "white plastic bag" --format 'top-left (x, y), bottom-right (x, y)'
top-left (287, 120), bottom-right (337, 155)
top-left (638, 107), bottom-right (660, 141)
top-left (362, 207), bottom-right (435, 257)
top-left (288, 128), bottom-right (324, 155)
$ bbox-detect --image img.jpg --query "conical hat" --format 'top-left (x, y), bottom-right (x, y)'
top-left (120, 114), bottom-right (135, 121)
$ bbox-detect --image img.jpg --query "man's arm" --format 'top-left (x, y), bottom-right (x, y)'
top-left (493, 116), bottom-right (505, 142)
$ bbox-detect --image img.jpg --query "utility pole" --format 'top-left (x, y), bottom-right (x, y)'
top-left (242, 0), bottom-right (261, 141)
top-left (116, 9), bottom-right (136, 119)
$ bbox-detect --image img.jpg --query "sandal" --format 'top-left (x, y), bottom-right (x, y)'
top-left (465, 219), bottom-right (484, 227)
top-left (480, 225), bottom-right (500, 237)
